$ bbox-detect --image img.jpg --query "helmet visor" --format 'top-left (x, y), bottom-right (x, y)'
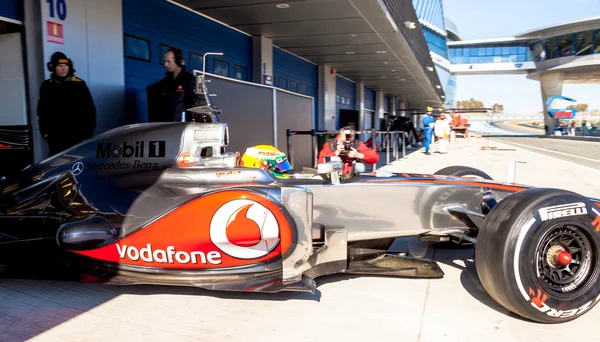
top-left (273, 156), bottom-right (292, 173)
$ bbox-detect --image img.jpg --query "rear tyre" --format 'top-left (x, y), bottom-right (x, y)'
top-left (434, 166), bottom-right (492, 180)
top-left (476, 188), bottom-right (600, 323)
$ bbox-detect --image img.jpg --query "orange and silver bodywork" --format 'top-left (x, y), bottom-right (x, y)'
top-left (0, 122), bottom-right (598, 293)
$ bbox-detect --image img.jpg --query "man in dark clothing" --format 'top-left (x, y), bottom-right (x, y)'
top-left (156, 48), bottom-right (196, 122)
top-left (37, 52), bottom-right (96, 157)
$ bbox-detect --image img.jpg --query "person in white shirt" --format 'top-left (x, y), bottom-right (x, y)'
top-left (434, 114), bottom-right (451, 154)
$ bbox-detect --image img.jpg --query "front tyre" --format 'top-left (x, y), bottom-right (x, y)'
top-left (476, 188), bottom-right (600, 323)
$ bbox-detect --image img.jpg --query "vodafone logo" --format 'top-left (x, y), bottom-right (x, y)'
top-left (209, 199), bottom-right (280, 259)
top-left (257, 151), bottom-right (283, 157)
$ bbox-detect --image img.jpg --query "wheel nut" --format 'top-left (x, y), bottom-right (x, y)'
top-left (557, 251), bottom-right (572, 266)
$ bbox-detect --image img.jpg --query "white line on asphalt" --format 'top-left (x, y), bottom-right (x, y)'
top-left (490, 139), bottom-right (600, 174)
top-left (491, 139), bottom-right (600, 163)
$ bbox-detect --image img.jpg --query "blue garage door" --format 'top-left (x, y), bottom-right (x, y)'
top-left (364, 87), bottom-right (375, 111)
top-left (1, 0), bottom-right (23, 23)
top-left (122, 0), bottom-right (252, 123)
top-left (273, 46), bottom-right (318, 127)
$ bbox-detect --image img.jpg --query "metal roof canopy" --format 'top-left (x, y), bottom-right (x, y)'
top-left (173, 0), bottom-right (444, 109)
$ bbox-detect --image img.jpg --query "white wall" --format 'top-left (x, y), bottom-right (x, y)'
top-left (40, 0), bottom-right (125, 135)
top-left (318, 64), bottom-right (337, 130)
top-left (0, 33), bottom-right (28, 125)
top-left (252, 36), bottom-right (273, 86)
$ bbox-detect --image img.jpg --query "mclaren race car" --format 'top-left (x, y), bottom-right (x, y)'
top-left (1, 120), bottom-right (600, 325)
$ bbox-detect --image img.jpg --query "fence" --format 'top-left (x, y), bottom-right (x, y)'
top-left (286, 128), bottom-right (406, 171)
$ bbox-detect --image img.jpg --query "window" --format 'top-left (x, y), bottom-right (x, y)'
top-left (289, 80), bottom-right (298, 93)
top-left (277, 76), bottom-right (288, 89)
top-left (234, 64), bottom-right (248, 81)
top-left (336, 95), bottom-right (341, 103)
top-left (530, 40), bottom-right (546, 61)
top-left (213, 58), bottom-right (229, 77)
top-left (558, 34), bottom-right (574, 57)
top-left (595, 31), bottom-right (600, 54)
top-left (546, 38), bottom-right (559, 59)
top-left (159, 43), bottom-right (178, 65)
top-left (299, 83), bottom-right (307, 95)
top-left (189, 52), bottom-right (204, 73)
top-left (574, 31), bottom-right (593, 56)
top-left (124, 34), bottom-right (150, 62)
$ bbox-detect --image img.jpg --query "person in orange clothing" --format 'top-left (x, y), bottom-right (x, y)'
top-left (318, 126), bottom-right (379, 174)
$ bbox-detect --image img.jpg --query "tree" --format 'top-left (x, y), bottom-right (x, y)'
top-left (492, 103), bottom-right (504, 113)
top-left (456, 98), bottom-right (485, 109)
top-left (567, 103), bottom-right (588, 112)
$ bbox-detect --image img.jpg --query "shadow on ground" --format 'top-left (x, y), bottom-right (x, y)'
top-left (389, 237), bottom-right (531, 322)
top-left (1, 237), bottom-right (533, 341)
top-left (0, 273), bottom-right (321, 341)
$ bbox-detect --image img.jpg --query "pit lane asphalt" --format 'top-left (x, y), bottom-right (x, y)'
top-left (484, 120), bottom-right (600, 171)
top-left (490, 120), bottom-right (544, 135)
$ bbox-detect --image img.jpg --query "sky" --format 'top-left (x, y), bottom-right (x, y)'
top-left (442, 0), bottom-right (600, 114)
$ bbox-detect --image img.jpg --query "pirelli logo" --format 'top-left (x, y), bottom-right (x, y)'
top-left (539, 202), bottom-right (587, 221)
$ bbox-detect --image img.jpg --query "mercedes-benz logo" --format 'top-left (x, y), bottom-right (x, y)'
top-left (72, 162), bottom-right (84, 175)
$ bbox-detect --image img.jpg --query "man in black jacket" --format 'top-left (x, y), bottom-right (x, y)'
top-left (37, 52), bottom-right (96, 156)
top-left (159, 47), bottom-right (196, 122)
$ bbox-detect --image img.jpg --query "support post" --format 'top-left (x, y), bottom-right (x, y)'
top-left (402, 132), bottom-right (406, 158)
top-left (287, 129), bottom-right (293, 169)
top-left (311, 129), bottom-right (318, 168)
top-left (386, 132), bottom-right (390, 165)
top-left (508, 160), bottom-right (527, 183)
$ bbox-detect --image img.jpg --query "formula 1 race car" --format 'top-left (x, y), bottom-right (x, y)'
top-left (1, 120), bottom-right (600, 324)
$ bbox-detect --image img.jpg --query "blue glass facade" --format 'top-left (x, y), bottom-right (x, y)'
top-left (412, 0), bottom-right (448, 59)
top-left (449, 43), bottom-right (532, 64)
top-left (530, 29), bottom-right (600, 62)
top-left (412, 0), bottom-right (453, 105)
top-left (435, 65), bottom-right (456, 106)
top-left (412, 0), bottom-right (446, 32)
top-left (423, 28), bottom-right (448, 59)
top-left (446, 74), bottom-right (457, 106)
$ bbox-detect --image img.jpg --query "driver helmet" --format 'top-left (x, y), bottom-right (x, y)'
top-left (240, 145), bottom-right (292, 179)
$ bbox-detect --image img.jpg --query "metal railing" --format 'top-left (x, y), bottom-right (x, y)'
top-left (286, 128), bottom-right (406, 170)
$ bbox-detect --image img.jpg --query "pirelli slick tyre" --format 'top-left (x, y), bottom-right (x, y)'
top-left (476, 188), bottom-right (600, 323)
top-left (434, 166), bottom-right (492, 180)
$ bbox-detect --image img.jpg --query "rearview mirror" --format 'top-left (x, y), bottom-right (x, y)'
top-left (317, 157), bottom-right (342, 185)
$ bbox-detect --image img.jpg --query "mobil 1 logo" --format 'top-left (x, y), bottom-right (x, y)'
top-left (92, 141), bottom-right (166, 171)
top-left (96, 141), bottom-right (166, 159)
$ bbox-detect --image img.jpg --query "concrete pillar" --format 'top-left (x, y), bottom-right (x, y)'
top-left (398, 101), bottom-right (407, 110)
top-left (398, 101), bottom-right (407, 118)
top-left (318, 64), bottom-right (336, 130)
top-left (540, 71), bottom-right (564, 135)
top-left (252, 36), bottom-right (273, 86)
top-left (355, 82), bottom-right (365, 130)
top-left (24, 0), bottom-right (46, 163)
top-left (375, 91), bottom-right (385, 128)
top-left (391, 96), bottom-right (397, 118)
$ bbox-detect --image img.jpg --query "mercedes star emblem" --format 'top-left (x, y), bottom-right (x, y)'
top-left (72, 162), bottom-right (84, 175)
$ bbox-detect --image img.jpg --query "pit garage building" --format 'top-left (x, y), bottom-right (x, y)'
top-left (1, 0), bottom-right (447, 167)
